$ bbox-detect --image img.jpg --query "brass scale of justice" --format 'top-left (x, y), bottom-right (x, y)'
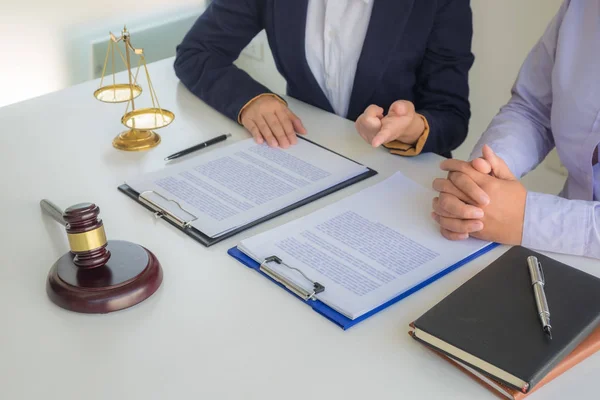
top-left (41, 27), bottom-right (177, 314)
top-left (94, 26), bottom-right (174, 151)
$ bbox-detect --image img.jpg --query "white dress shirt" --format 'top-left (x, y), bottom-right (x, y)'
top-left (305, 0), bottom-right (374, 118)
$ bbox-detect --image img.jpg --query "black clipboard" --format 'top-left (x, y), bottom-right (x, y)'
top-left (117, 138), bottom-right (377, 247)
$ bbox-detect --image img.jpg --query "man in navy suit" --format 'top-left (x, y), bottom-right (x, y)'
top-left (175, 0), bottom-right (474, 157)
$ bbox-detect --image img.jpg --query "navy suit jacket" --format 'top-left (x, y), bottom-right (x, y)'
top-left (175, 0), bottom-right (474, 157)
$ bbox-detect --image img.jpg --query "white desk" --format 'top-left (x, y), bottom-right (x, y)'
top-left (1, 57), bottom-right (598, 400)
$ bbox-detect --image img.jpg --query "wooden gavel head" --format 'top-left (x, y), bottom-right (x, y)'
top-left (43, 200), bottom-right (163, 314)
top-left (63, 203), bottom-right (111, 269)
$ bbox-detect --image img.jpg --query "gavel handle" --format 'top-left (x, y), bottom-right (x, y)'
top-left (40, 199), bottom-right (66, 226)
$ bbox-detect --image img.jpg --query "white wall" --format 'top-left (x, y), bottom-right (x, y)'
top-left (0, 0), bottom-right (205, 108)
top-left (462, 0), bottom-right (563, 158)
top-left (467, 0), bottom-right (566, 194)
top-left (469, 0), bottom-right (566, 193)
top-left (0, 0), bottom-right (568, 194)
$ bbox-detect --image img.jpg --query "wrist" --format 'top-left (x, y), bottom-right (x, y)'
top-left (238, 93), bottom-right (286, 124)
top-left (402, 113), bottom-right (426, 145)
top-left (511, 187), bottom-right (527, 246)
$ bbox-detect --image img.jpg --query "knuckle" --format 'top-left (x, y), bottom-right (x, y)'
top-left (455, 173), bottom-right (469, 186)
top-left (272, 126), bottom-right (285, 137)
top-left (439, 217), bottom-right (456, 231)
top-left (438, 194), bottom-right (453, 210)
top-left (433, 179), bottom-right (450, 193)
top-left (452, 173), bottom-right (471, 190)
top-left (440, 179), bottom-right (454, 193)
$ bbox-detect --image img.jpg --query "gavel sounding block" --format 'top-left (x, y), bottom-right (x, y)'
top-left (47, 240), bottom-right (162, 313)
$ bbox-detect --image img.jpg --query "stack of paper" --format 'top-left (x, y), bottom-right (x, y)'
top-left (125, 138), bottom-right (369, 238)
top-left (238, 172), bottom-right (492, 320)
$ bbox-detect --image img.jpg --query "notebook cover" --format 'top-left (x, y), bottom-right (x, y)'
top-left (228, 243), bottom-right (498, 330)
top-left (412, 246), bottom-right (600, 392)
top-left (411, 325), bottom-right (600, 399)
top-left (117, 145), bottom-right (377, 247)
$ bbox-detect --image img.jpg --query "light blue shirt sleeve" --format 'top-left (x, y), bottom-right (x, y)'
top-left (523, 192), bottom-right (600, 259)
top-left (468, 1), bottom-right (600, 258)
top-left (469, 1), bottom-right (570, 176)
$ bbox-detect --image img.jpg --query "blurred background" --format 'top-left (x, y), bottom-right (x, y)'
top-left (0, 0), bottom-right (566, 191)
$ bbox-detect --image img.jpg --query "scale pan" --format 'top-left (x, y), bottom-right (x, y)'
top-left (121, 108), bottom-right (175, 130)
top-left (94, 84), bottom-right (142, 103)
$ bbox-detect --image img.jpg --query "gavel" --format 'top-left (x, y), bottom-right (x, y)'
top-left (41, 200), bottom-right (163, 313)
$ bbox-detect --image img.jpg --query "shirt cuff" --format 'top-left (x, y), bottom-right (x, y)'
top-left (382, 114), bottom-right (430, 157)
top-left (522, 191), bottom-right (589, 256)
top-left (237, 93), bottom-right (287, 124)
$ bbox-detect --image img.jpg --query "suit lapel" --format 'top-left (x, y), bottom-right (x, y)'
top-left (347, 0), bottom-right (415, 119)
top-left (273, 0), bottom-right (333, 113)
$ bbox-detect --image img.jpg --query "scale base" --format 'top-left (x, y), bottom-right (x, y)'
top-left (47, 240), bottom-right (163, 314)
top-left (113, 129), bottom-right (161, 151)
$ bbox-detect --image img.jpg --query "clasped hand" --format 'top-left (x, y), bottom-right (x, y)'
top-left (431, 145), bottom-right (527, 245)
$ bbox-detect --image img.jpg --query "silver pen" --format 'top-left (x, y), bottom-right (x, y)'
top-left (527, 256), bottom-right (552, 339)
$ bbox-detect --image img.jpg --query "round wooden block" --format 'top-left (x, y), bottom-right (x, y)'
top-left (47, 240), bottom-right (163, 313)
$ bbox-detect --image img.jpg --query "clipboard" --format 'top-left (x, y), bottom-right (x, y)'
top-left (117, 138), bottom-right (377, 247)
top-left (227, 243), bottom-right (500, 330)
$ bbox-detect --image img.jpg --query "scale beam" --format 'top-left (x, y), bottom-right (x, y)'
top-left (93, 25), bottom-right (174, 151)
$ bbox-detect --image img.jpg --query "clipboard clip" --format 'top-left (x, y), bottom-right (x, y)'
top-left (260, 255), bottom-right (325, 301)
top-left (138, 190), bottom-right (198, 229)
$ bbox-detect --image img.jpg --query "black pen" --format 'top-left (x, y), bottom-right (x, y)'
top-left (165, 133), bottom-right (232, 161)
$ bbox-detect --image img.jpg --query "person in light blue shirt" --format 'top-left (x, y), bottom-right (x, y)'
top-left (430, 0), bottom-right (600, 259)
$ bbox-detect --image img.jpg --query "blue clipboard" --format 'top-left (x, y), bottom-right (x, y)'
top-left (228, 243), bottom-right (499, 330)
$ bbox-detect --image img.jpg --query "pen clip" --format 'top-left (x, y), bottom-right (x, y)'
top-left (537, 260), bottom-right (545, 286)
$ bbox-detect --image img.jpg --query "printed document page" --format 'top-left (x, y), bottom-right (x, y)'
top-left (238, 172), bottom-right (491, 319)
top-left (125, 138), bottom-right (368, 237)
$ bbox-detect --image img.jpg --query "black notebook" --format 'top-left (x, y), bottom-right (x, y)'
top-left (410, 246), bottom-right (600, 393)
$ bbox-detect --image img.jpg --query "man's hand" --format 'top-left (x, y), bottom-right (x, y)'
top-left (355, 100), bottom-right (425, 148)
top-left (431, 145), bottom-right (527, 245)
top-left (240, 95), bottom-right (307, 149)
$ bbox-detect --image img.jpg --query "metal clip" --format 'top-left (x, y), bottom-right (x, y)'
top-left (260, 255), bottom-right (325, 301)
top-left (139, 190), bottom-right (198, 229)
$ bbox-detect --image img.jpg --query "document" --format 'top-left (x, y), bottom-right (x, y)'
top-left (125, 138), bottom-right (368, 237)
top-left (238, 172), bottom-right (491, 319)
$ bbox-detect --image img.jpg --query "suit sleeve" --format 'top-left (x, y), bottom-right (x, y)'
top-left (415, 0), bottom-right (475, 155)
top-left (174, 0), bottom-right (280, 122)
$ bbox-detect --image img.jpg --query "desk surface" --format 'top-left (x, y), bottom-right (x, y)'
top-left (1, 57), bottom-right (598, 400)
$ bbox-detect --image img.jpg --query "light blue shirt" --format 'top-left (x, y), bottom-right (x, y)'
top-left (471, 0), bottom-right (600, 259)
